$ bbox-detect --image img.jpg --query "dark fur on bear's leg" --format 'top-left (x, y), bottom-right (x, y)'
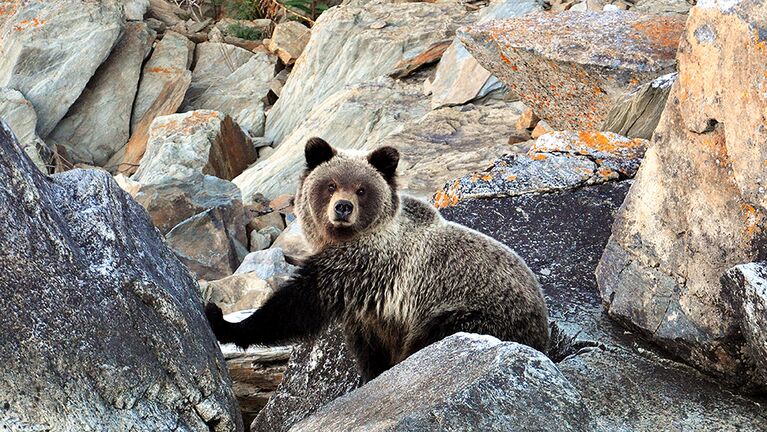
top-left (346, 329), bottom-right (393, 383)
top-left (204, 265), bottom-right (334, 349)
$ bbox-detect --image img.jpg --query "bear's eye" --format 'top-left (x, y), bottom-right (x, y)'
top-left (328, 183), bottom-right (336, 193)
top-left (356, 188), bottom-right (365, 196)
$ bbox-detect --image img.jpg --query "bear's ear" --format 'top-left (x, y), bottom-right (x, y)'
top-left (368, 146), bottom-right (399, 181)
top-left (305, 137), bottom-right (336, 171)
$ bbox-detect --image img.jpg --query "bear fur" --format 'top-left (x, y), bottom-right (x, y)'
top-left (206, 138), bottom-right (550, 382)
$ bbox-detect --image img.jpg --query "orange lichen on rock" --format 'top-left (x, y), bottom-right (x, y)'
top-left (13, 17), bottom-right (46, 32)
top-left (530, 153), bottom-right (548, 161)
top-left (741, 203), bottom-right (761, 237)
top-left (433, 190), bottom-right (460, 209)
top-left (0, 0), bottom-right (19, 16)
top-left (147, 67), bottom-right (183, 74)
top-left (481, 174), bottom-right (493, 181)
top-left (631, 17), bottom-right (686, 53)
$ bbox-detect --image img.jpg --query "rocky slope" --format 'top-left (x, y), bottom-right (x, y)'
top-left (1, 0), bottom-right (766, 430)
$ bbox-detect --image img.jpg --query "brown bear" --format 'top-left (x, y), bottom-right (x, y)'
top-left (205, 137), bottom-right (550, 382)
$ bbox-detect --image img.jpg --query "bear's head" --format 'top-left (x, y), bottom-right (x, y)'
top-left (295, 137), bottom-right (400, 249)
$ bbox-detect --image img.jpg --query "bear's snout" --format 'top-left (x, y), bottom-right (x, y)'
top-left (334, 200), bottom-right (354, 221)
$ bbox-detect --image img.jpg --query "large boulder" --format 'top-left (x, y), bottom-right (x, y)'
top-left (602, 72), bottom-right (676, 140)
top-left (595, 0), bottom-right (767, 388)
top-left (0, 0), bottom-right (124, 137)
top-left (264, 0), bottom-right (469, 144)
top-left (0, 121), bottom-right (241, 430)
top-left (293, 334), bottom-right (594, 432)
top-left (459, 11), bottom-right (684, 131)
top-left (48, 22), bottom-right (155, 166)
top-left (429, 0), bottom-right (544, 109)
top-left (183, 42), bottom-right (255, 106)
top-left (0, 87), bottom-right (50, 171)
top-left (132, 110), bottom-right (256, 183)
top-left (235, 79), bottom-right (533, 201)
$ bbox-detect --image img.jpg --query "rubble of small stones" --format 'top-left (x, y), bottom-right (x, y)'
top-left (1, 0), bottom-right (766, 430)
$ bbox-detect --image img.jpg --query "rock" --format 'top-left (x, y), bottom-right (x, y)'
top-left (293, 334), bottom-right (594, 432)
top-left (236, 80), bottom-right (531, 201)
top-left (130, 30), bottom-right (194, 131)
top-left (248, 211), bottom-right (286, 232)
top-left (250, 231), bottom-right (272, 251)
top-left (388, 39), bottom-right (453, 80)
top-left (430, 0), bottom-right (544, 109)
top-left (434, 130), bottom-right (647, 206)
top-left (264, 0), bottom-right (469, 144)
top-left (201, 272), bottom-right (274, 314)
top-left (223, 35), bottom-right (263, 52)
top-left (147, 0), bottom-right (187, 25)
top-left (267, 21), bottom-right (311, 65)
top-left (146, 17), bottom-right (166, 34)
top-left (47, 22), bottom-right (155, 166)
top-left (722, 263), bottom-right (767, 386)
top-left (440, 182), bottom-right (766, 430)
top-left (0, 121), bottom-right (241, 431)
top-left (0, 0), bottom-right (123, 137)
top-left (132, 175), bottom-right (244, 234)
top-left (633, 0), bottom-right (692, 15)
top-left (602, 72), bottom-right (676, 140)
top-left (252, 325), bottom-right (360, 432)
top-left (530, 119), bottom-right (553, 139)
top-left (259, 227), bottom-right (282, 245)
top-left (184, 52), bottom-right (277, 137)
top-left (235, 248), bottom-right (296, 280)
top-left (515, 105), bottom-right (540, 130)
top-left (379, 100), bottom-right (531, 197)
top-left (184, 42), bottom-right (255, 108)
top-left (0, 88), bottom-right (50, 171)
top-left (459, 11), bottom-right (684, 130)
top-left (166, 206), bottom-right (249, 281)
top-left (235, 78), bottom-right (429, 201)
top-left (132, 110), bottom-right (256, 183)
top-left (272, 221), bottom-right (312, 263)
top-left (596, 0), bottom-right (767, 389)
top-left (123, 0), bottom-right (150, 20)
top-left (559, 346), bottom-right (767, 431)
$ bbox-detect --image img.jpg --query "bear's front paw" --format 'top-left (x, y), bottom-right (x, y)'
top-left (205, 302), bottom-right (225, 335)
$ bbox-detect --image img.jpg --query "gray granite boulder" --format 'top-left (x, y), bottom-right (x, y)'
top-left (0, 121), bottom-right (241, 431)
top-left (292, 333), bottom-right (594, 432)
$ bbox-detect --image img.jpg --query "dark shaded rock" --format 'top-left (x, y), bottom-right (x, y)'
top-left (722, 263), bottom-right (767, 387)
top-left (293, 334), bottom-right (595, 432)
top-left (0, 121), bottom-right (241, 430)
top-left (459, 11), bottom-right (684, 130)
top-left (595, 0), bottom-right (767, 388)
top-left (251, 325), bottom-right (360, 432)
top-left (442, 182), bottom-right (766, 427)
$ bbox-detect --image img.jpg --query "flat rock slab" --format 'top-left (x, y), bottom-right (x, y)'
top-left (48, 22), bottom-right (155, 166)
top-left (459, 11), bottom-right (684, 130)
top-left (434, 130), bottom-right (647, 206)
top-left (0, 121), bottom-right (241, 431)
top-left (292, 334), bottom-right (595, 432)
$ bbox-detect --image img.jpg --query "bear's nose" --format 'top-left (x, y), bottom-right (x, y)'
top-left (334, 200), bottom-right (354, 220)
